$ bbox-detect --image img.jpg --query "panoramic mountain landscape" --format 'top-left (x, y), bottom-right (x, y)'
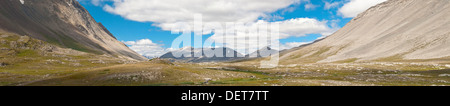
top-left (0, 0), bottom-right (449, 86)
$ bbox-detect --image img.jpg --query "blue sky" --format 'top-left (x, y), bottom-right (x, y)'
top-left (78, 0), bottom-right (386, 57)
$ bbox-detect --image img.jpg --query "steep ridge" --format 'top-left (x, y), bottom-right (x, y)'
top-left (0, 0), bottom-right (147, 61)
top-left (280, 0), bottom-right (450, 64)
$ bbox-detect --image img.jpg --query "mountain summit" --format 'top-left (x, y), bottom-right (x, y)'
top-left (279, 0), bottom-right (450, 63)
top-left (0, 0), bottom-right (147, 60)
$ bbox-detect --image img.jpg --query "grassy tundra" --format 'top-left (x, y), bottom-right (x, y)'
top-left (1, 33), bottom-right (449, 86)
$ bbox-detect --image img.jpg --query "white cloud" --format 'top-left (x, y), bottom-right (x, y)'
top-left (122, 39), bottom-right (168, 58)
top-left (304, 3), bottom-right (319, 10)
top-left (97, 0), bottom-right (338, 38)
top-left (296, 0), bottom-right (318, 11)
top-left (103, 0), bottom-right (301, 31)
top-left (338, 0), bottom-right (387, 18)
top-left (324, 1), bottom-right (341, 10)
top-left (276, 18), bottom-right (333, 38)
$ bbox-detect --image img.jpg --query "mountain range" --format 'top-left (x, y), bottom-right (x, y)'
top-left (160, 46), bottom-right (280, 63)
top-left (160, 47), bottom-right (245, 63)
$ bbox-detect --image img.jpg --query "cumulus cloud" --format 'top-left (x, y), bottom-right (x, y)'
top-left (338, 0), bottom-right (387, 18)
top-left (276, 18), bottom-right (333, 38)
top-left (122, 39), bottom-right (168, 58)
top-left (103, 0), bottom-right (301, 30)
top-left (98, 0), bottom-right (338, 38)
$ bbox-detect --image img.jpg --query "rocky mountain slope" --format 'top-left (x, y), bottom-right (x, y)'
top-left (0, 0), bottom-right (146, 61)
top-left (280, 0), bottom-right (450, 64)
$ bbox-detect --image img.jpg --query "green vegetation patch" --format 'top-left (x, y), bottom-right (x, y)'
top-left (16, 49), bottom-right (37, 57)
